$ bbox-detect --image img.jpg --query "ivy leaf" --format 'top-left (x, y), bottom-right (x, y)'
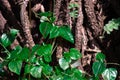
top-left (36, 44), bottom-right (52, 56)
top-left (73, 69), bottom-right (83, 79)
top-left (51, 75), bottom-right (63, 80)
top-left (59, 58), bottom-right (69, 70)
top-left (42, 64), bottom-right (53, 75)
top-left (50, 16), bottom-right (56, 23)
top-left (39, 12), bottom-right (53, 17)
top-left (92, 61), bottom-right (106, 77)
top-left (64, 52), bottom-right (71, 63)
top-left (17, 47), bottom-right (29, 61)
top-left (25, 64), bottom-right (32, 74)
top-left (43, 53), bottom-right (52, 63)
top-left (8, 60), bottom-right (22, 75)
top-left (59, 25), bottom-right (74, 43)
top-left (30, 66), bottom-right (42, 78)
top-left (96, 52), bottom-right (105, 62)
top-left (69, 48), bottom-right (82, 60)
top-left (49, 26), bottom-right (59, 39)
top-left (102, 68), bottom-right (117, 80)
top-left (10, 29), bottom-right (19, 36)
top-left (0, 34), bottom-right (11, 47)
top-left (39, 22), bottom-right (53, 38)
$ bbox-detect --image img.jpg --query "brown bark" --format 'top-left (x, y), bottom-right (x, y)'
top-left (19, 0), bottom-right (35, 48)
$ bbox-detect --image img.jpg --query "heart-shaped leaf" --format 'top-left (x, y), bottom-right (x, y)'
top-left (0, 34), bottom-right (11, 47)
top-left (96, 52), bottom-right (105, 62)
top-left (59, 58), bottom-right (69, 70)
top-left (49, 26), bottom-right (59, 39)
top-left (17, 47), bottom-right (29, 60)
top-left (59, 25), bottom-right (74, 43)
top-left (8, 60), bottom-right (22, 75)
top-left (30, 66), bottom-right (42, 78)
top-left (92, 61), bottom-right (106, 77)
top-left (36, 44), bottom-right (52, 56)
top-left (69, 48), bottom-right (82, 60)
top-left (10, 29), bottom-right (19, 36)
top-left (39, 22), bottom-right (53, 38)
top-left (42, 64), bottom-right (53, 75)
top-left (102, 68), bottom-right (117, 80)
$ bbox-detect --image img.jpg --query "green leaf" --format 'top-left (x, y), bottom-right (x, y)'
top-left (8, 50), bottom-right (20, 60)
top-left (0, 34), bottom-right (11, 47)
top-left (39, 22), bottom-right (53, 38)
top-left (29, 55), bottom-right (37, 64)
top-left (30, 66), bottom-right (42, 78)
top-left (17, 47), bottom-right (29, 60)
top-left (50, 16), bottom-right (56, 23)
top-left (36, 44), bottom-right (52, 56)
top-left (25, 64), bottom-right (32, 74)
top-left (104, 18), bottom-right (120, 34)
top-left (59, 25), bottom-right (74, 43)
top-left (59, 58), bottom-right (69, 70)
top-left (49, 26), bottom-right (59, 39)
top-left (73, 69), bottom-right (83, 79)
top-left (8, 60), bottom-right (22, 75)
top-left (68, 3), bottom-right (79, 9)
top-left (42, 64), bottom-right (53, 75)
top-left (102, 68), bottom-right (117, 80)
top-left (69, 10), bottom-right (78, 18)
top-left (69, 48), bottom-right (82, 60)
top-left (96, 53), bottom-right (105, 62)
top-left (39, 12), bottom-right (53, 17)
top-left (92, 61), bottom-right (106, 77)
top-left (51, 75), bottom-right (63, 80)
top-left (43, 53), bottom-right (52, 62)
top-left (10, 29), bottom-right (19, 36)
top-left (64, 52), bottom-right (71, 63)
top-left (8, 46), bottom-right (22, 60)
top-left (31, 44), bottom-right (41, 55)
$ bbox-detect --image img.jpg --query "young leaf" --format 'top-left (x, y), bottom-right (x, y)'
top-left (30, 66), bottom-right (42, 78)
top-left (92, 61), bottom-right (106, 77)
top-left (96, 52), bottom-right (105, 62)
top-left (0, 34), bottom-right (11, 47)
top-left (59, 25), bottom-right (74, 43)
top-left (104, 18), bottom-right (120, 34)
top-left (69, 10), bottom-right (78, 18)
top-left (59, 58), bottom-right (69, 70)
top-left (49, 26), bottom-right (59, 39)
top-left (40, 16), bottom-right (49, 22)
top-left (69, 48), bottom-right (82, 60)
top-left (39, 22), bottom-right (53, 38)
top-left (102, 68), bottom-right (117, 80)
top-left (43, 53), bottom-right (52, 63)
top-left (68, 3), bottom-right (79, 9)
top-left (8, 60), bottom-right (22, 75)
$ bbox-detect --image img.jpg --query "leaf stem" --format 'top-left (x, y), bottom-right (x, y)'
top-left (106, 63), bottom-right (120, 66)
top-left (0, 42), bottom-right (10, 56)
